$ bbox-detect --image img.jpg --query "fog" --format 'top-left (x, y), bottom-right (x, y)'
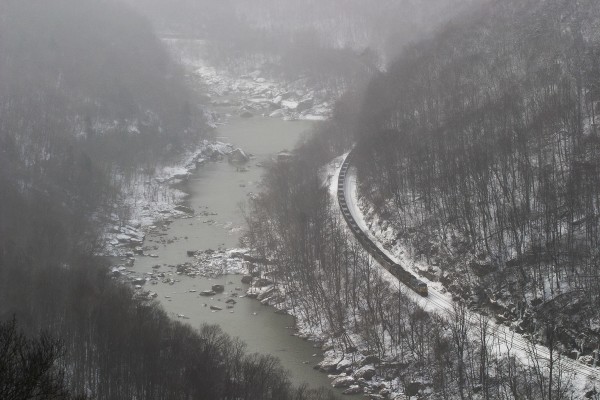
top-left (3, 0), bottom-right (597, 399)
top-left (126, 0), bottom-right (479, 62)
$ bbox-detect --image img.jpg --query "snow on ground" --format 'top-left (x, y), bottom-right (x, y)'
top-left (163, 38), bottom-right (335, 123)
top-left (327, 154), bottom-right (600, 395)
top-left (101, 39), bottom-right (337, 256)
top-left (112, 248), bottom-right (251, 302)
top-left (101, 140), bottom-right (235, 257)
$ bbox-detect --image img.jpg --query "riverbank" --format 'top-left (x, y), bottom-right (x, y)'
top-left (103, 36), bottom-right (338, 259)
top-left (122, 114), bottom-right (343, 391)
top-left (164, 37), bottom-right (333, 122)
top-left (102, 140), bottom-right (235, 257)
top-left (102, 36), bottom-right (354, 392)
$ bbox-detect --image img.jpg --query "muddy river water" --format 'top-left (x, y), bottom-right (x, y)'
top-left (132, 115), bottom-right (343, 393)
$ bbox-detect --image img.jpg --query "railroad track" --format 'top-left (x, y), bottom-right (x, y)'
top-left (336, 150), bottom-right (600, 384)
top-left (337, 151), bottom-right (428, 296)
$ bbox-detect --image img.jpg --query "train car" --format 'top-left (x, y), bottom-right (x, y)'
top-left (410, 278), bottom-right (429, 296)
top-left (338, 151), bottom-right (428, 297)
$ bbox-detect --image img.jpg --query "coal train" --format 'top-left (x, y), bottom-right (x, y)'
top-left (337, 152), bottom-right (428, 297)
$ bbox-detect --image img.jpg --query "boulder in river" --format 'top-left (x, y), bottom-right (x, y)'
top-left (297, 98), bottom-right (313, 113)
top-left (269, 109), bottom-right (285, 118)
top-left (210, 305), bottom-right (223, 311)
top-left (132, 277), bottom-right (146, 285)
top-left (211, 284), bottom-right (225, 293)
top-left (241, 275), bottom-right (253, 284)
top-left (175, 205), bottom-right (194, 215)
top-left (200, 290), bottom-right (216, 296)
top-left (228, 148), bottom-right (249, 163)
top-left (240, 110), bottom-right (253, 118)
top-left (276, 151), bottom-right (293, 162)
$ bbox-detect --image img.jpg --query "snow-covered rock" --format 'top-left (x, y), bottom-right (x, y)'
top-left (353, 365), bottom-right (376, 380)
top-left (297, 98), bottom-right (313, 112)
top-left (272, 95), bottom-right (283, 106)
top-left (269, 109), bottom-right (286, 118)
top-left (317, 359), bottom-right (339, 373)
top-left (281, 100), bottom-right (299, 110)
top-left (228, 148), bottom-right (249, 163)
top-left (336, 359), bottom-right (352, 371)
top-left (256, 285), bottom-right (275, 301)
top-left (343, 385), bottom-right (362, 395)
top-left (331, 375), bottom-right (355, 388)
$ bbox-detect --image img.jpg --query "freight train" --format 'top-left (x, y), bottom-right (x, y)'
top-left (337, 152), bottom-right (428, 297)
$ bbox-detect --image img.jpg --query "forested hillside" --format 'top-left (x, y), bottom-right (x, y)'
top-left (127, 0), bottom-right (477, 92)
top-left (0, 1), bottom-right (335, 398)
top-left (0, 0), bottom-right (204, 169)
top-left (355, 0), bottom-right (600, 346)
top-left (0, 0), bottom-right (206, 278)
top-left (244, 105), bottom-right (586, 399)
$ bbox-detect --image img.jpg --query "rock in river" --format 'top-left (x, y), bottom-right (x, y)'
top-left (297, 98), bottom-right (313, 112)
top-left (269, 109), bottom-right (285, 118)
top-left (175, 205), bottom-right (194, 215)
top-left (212, 284), bottom-right (225, 293)
top-left (228, 148), bottom-right (249, 163)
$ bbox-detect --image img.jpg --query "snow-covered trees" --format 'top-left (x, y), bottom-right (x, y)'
top-left (354, 0), bottom-right (600, 354)
top-left (0, 2), bottom-right (338, 399)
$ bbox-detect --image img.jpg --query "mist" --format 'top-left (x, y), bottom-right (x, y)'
top-left (2, 0), bottom-right (599, 399)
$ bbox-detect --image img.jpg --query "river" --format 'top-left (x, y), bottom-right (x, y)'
top-left (132, 112), bottom-right (345, 393)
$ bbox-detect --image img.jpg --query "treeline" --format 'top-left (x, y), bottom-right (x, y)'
top-left (0, 0), bottom-right (205, 173)
top-left (244, 140), bottom-right (581, 399)
top-left (1, 318), bottom-right (79, 400)
top-left (0, 1), bottom-right (337, 398)
top-left (232, 0), bottom-right (478, 61)
top-left (354, 0), bottom-right (600, 338)
top-left (127, 0), bottom-right (375, 90)
top-left (126, 0), bottom-right (476, 92)
top-left (0, 0), bottom-right (207, 277)
top-left (0, 259), bottom-right (336, 399)
top-left (0, 0), bottom-right (207, 266)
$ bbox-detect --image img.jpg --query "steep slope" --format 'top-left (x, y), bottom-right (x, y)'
top-left (0, 2), bottom-right (340, 399)
top-left (355, 0), bottom-right (600, 356)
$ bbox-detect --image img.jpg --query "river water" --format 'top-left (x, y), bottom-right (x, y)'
top-left (133, 114), bottom-right (344, 393)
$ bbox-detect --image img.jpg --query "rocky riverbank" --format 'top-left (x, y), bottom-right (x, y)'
top-left (164, 37), bottom-right (334, 122)
top-left (103, 37), bottom-right (338, 259)
top-left (102, 140), bottom-right (236, 257)
top-left (103, 37), bottom-right (359, 396)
